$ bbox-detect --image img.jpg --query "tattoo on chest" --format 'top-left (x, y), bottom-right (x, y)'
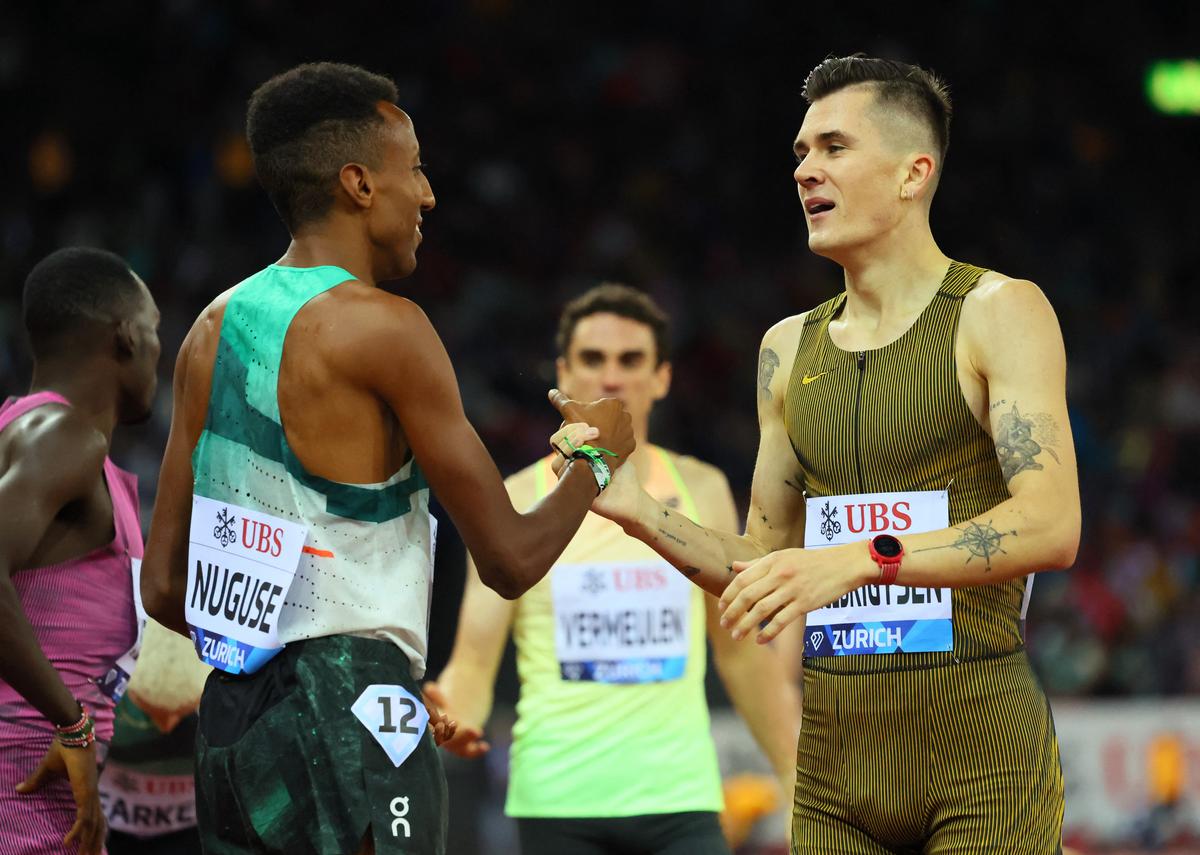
top-left (758, 348), bottom-right (780, 400)
top-left (914, 520), bottom-right (1017, 572)
top-left (994, 403), bottom-right (1060, 483)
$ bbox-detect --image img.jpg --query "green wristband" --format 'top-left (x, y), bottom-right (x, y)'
top-left (571, 445), bottom-right (614, 493)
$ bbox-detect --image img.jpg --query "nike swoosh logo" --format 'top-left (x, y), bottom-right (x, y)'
top-left (802, 371), bottom-right (830, 385)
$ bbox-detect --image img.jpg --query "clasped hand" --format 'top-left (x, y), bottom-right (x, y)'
top-left (718, 545), bottom-right (871, 644)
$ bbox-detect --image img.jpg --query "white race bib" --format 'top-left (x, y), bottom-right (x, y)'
top-left (551, 560), bottom-right (691, 683)
top-left (804, 490), bottom-right (952, 656)
top-left (351, 684), bottom-right (429, 768)
top-left (97, 558), bottom-right (146, 703)
top-left (98, 764), bottom-right (196, 838)
top-left (185, 495), bottom-right (308, 674)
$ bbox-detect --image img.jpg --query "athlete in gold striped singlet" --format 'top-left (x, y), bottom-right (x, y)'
top-left (591, 57), bottom-right (1079, 854)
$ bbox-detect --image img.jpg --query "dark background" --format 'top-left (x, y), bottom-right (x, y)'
top-left (2, 0), bottom-right (1198, 717)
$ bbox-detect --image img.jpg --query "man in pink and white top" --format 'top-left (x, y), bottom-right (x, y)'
top-left (0, 247), bottom-right (161, 855)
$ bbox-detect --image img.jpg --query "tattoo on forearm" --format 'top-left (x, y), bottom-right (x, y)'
top-left (657, 528), bottom-right (687, 548)
top-left (994, 403), bottom-right (1061, 483)
top-left (758, 348), bottom-right (780, 400)
top-left (914, 520), bottom-right (1017, 572)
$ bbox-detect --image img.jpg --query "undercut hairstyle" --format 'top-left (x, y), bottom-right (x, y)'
top-left (556, 283), bottom-right (671, 366)
top-left (803, 55), bottom-right (953, 163)
top-left (246, 62), bottom-right (400, 233)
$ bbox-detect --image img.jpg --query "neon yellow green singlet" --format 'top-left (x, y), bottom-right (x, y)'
top-left (505, 447), bottom-right (722, 818)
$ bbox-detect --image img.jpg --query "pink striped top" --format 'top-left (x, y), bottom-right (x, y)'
top-left (0, 392), bottom-right (142, 744)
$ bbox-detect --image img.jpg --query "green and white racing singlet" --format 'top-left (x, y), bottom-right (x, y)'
top-left (187, 265), bottom-right (435, 676)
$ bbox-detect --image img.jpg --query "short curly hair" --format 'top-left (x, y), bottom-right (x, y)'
top-left (246, 62), bottom-right (400, 233)
top-left (23, 247), bottom-right (142, 359)
top-left (556, 283), bottom-right (670, 366)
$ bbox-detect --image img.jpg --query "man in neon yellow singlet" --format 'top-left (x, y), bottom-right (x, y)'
top-left (590, 57), bottom-right (1080, 854)
top-left (426, 284), bottom-right (800, 855)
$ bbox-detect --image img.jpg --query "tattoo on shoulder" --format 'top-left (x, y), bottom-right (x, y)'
top-left (914, 520), bottom-right (1017, 572)
top-left (994, 403), bottom-right (1061, 483)
top-left (758, 348), bottom-right (780, 400)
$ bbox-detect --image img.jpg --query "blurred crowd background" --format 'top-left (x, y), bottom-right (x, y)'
top-left (2, 1), bottom-right (1198, 851)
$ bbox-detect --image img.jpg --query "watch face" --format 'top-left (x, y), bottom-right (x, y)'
top-left (873, 535), bottom-right (902, 558)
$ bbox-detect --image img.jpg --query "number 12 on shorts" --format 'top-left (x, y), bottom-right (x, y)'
top-left (351, 684), bottom-right (429, 768)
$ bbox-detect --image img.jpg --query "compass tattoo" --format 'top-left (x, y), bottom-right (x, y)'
top-left (915, 520), bottom-right (1017, 572)
top-left (994, 403), bottom-right (1060, 484)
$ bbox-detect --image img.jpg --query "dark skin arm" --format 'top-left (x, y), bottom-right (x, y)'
top-left (340, 294), bottom-right (633, 599)
top-left (141, 307), bottom-right (216, 633)
top-left (0, 409), bottom-right (109, 854)
top-left (142, 286), bottom-right (633, 626)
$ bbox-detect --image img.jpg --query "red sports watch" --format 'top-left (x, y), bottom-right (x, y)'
top-left (868, 534), bottom-right (904, 585)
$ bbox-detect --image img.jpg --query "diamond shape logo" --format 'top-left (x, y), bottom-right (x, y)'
top-left (808, 631), bottom-right (825, 650)
top-left (351, 684), bottom-right (429, 768)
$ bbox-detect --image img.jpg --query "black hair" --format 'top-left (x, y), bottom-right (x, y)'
top-left (803, 55), bottom-right (952, 162)
top-left (556, 283), bottom-right (670, 365)
top-left (23, 247), bottom-right (142, 358)
top-left (246, 62), bottom-right (400, 232)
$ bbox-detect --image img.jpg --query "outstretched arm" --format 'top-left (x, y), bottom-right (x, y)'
top-left (349, 295), bottom-right (634, 599)
top-left (721, 277), bottom-right (1080, 642)
top-left (590, 317), bottom-right (810, 596)
top-left (696, 466), bottom-right (800, 798)
top-left (143, 288), bottom-right (636, 624)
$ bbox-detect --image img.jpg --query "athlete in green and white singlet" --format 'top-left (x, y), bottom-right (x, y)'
top-left (141, 64), bottom-right (637, 855)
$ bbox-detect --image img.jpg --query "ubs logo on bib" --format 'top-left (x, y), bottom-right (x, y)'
top-left (213, 507), bottom-right (237, 547)
top-left (582, 569), bottom-right (606, 595)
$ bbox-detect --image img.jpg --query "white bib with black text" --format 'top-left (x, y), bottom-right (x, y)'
top-left (551, 560), bottom-right (691, 683)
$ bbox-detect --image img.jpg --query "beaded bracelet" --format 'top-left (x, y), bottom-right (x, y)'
top-left (54, 703), bottom-right (95, 749)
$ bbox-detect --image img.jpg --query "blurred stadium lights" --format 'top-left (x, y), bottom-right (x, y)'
top-left (1146, 60), bottom-right (1200, 115)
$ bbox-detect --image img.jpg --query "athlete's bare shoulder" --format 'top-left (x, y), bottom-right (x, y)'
top-left (0, 405), bottom-right (106, 498)
top-left (758, 311), bottom-right (809, 406)
top-left (967, 269), bottom-right (1049, 306)
top-left (762, 311), bottom-right (809, 350)
top-left (960, 270), bottom-right (1062, 368)
top-left (310, 283), bottom-right (440, 362)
